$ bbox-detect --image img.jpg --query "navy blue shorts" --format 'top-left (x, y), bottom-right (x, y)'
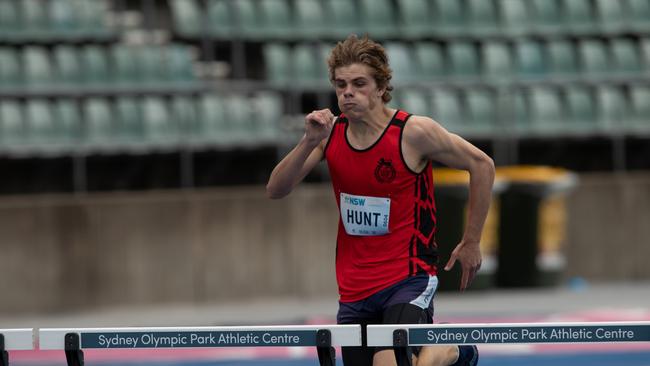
top-left (337, 275), bottom-right (439, 365)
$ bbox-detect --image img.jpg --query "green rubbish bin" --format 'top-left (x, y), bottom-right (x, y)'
top-left (496, 166), bottom-right (578, 288)
top-left (434, 168), bottom-right (505, 292)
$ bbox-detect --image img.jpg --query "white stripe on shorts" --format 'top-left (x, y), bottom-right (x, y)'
top-left (410, 275), bottom-right (438, 309)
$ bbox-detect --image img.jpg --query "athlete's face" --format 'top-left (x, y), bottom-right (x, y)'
top-left (333, 63), bottom-right (385, 117)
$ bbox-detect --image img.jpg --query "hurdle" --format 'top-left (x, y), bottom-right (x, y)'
top-left (367, 321), bottom-right (650, 366)
top-left (39, 325), bottom-right (361, 366)
top-left (0, 329), bottom-right (34, 366)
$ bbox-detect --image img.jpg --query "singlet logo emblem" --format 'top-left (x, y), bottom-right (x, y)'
top-left (375, 158), bottom-right (396, 183)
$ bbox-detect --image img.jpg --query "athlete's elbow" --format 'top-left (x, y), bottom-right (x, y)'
top-left (266, 183), bottom-right (289, 199)
top-left (477, 154), bottom-right (496, 182)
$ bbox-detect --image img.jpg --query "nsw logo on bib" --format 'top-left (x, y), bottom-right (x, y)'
top-left (340, 192), bottom-right (390, 236)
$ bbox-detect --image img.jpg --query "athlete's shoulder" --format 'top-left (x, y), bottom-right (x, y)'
top-left (402, 114), bottom-right (445, 140)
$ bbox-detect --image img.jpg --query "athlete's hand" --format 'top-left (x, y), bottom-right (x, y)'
top-left (444, 240), bottom-right (482, 291)
top-left (304, 109), bottom-right (335, 146)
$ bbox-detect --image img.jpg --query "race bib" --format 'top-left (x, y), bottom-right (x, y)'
top-left (340, 192), bottom-right (390, 236)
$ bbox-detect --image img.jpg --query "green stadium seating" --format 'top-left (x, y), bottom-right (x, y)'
top-left (397, 0), bottom-right (431, 37)
top-left (198, 94), bottom-right (228, 143)
top-left (23, 47), bottom-right (54, 86)
top-left (80, 45), bottom-right (111, 85)
top-left (54, 45), bottom-right (83, 85)
top-left (467, 0), bottom-right (498, 32)
top-left (564, 85), bottom-right (599, 132)
top-left (233, 0), bottom-right (261, 39)
top-left (531, 0), bottom-right (561, 29)
top-left (170, 96), bottom-right (199, 139)
top-left (499, 0), bottom-right (530, 34)
top-left (50, 0), bottom-right (78, 37)
top-left (448, 42), bottom-right (480, 77)
top-left (466, 89), bottom-right (498, 132)
top-left (25, 99), bottom-right (56, 145)
top-left (207, 0), bottom-right (233, 37)
top-left (142, 97), bottom-right (175, 145)
top-left (163, 45), bottom-right (196, 83)
top-left (611, 38), bottom-right (642, 74)
top-left (259, 0), bottom-right (292, 39)
top-left (629, 85), bottom-right (650, 131)
top-left (251, 91), bottom-right (282, 141)
top-left (317, 43), bottom-right (333, 83)
top-left (264, 43), bottom-right (292, 86)
top-left (293, 44), bottom-right (320, 86)
top-left (398, 89), bottom-right (431, 116)
top-left (579, 40), bottom-right (610, 74)
top-left (20, 0), bottom-right (48, 37)
top-left (510, 90), bottom-right (530, 133)
top-left (529, 87), bottom-right (564, 134)
top-left (414, 42), bottom-right (445, 80)
top-left (628, 0), bottom-right (650, 28)
top-left (224, 94), bottom-right (253, 143)
top-left (360, 0), bottom-right (397, 38)
top-left (483, 41), bottom-right (513, 79)
top-left (385, 43), bottom-right (416, 84)
top-left (325, 0), bottom-right (359, 38)
top-left (294, 0), bottom-right (326, 38)
top-left (54, 99), bottom-right (82, 143)
top-left (432, 89), bottom-right (463, 132)
top-left (436, 0), bottom-right (466, 33)
top-left (72, 0), bottom-right (112, 37)
top-left (642, 38), bottom-right (650, 72)
top-left (83, 98), bottom-right (114, 145)
top-left (139, 45), bottom-right (166, 84)
top-left (595, 0), bottom-right (625, 31)
top-left (111, 45), bottom-right (140, 85)
top-left (547, 39), bottom-right (578, 75)
top-left (115, 97), bottom-right (144, 143)
top-left (597, 86), bottom-right (627, 130)
top-left (563, 0), bottom-right (595, 32)
top-left (0, 0), bottom-right (19, 39)
top-left (0, 48), bottom-right (21, 88)
top-left (515, 40), bottom-right (546, 77)
top-left (171, 0), bottom-right (202, 36)
top-left (0, 100), bottom-right (25, 145)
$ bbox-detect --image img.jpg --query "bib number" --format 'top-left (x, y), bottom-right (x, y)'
top-left (340, 192), bottom-right (390, 236)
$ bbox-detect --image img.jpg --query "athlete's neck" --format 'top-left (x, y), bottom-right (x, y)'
top-left (346, 106), bottom-right (395, 144)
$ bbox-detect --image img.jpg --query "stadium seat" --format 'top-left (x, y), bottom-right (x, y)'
top-left (53, 45), bottom-right (82, 85)
top-left (578, 40), bottom-right (610, 75)
top-left (324, 0), bottom-right (359, 38)
top-left (25, 99), bottom-right (56, 145)
top-left (20, 0), bottom-right (48, 37)
top-left (23, 47), bottom-right (55, 87)
top-left (642, 38), bottom-right (650, 73)
top-left (54, 99), bottom-right (82, 143)
top-left (170, 0), bottom-right (202, 36)
top-left (198, 93), bottom-right (228, 143)
top-left (547, 40), bottom-right (578, 75)
top-left (259, 0), bottom-right (292, 39)
top-left (466, 89), bottom-right (498, 133)
top-left (531, 0), bottom-right (561, 29)
top-left (436, 0), bottom-right (466, 33)
top-left (138, 45), bottom-right (166, 84)
top-left (72, 0), bottom-right (112, 37)
top-left (628, 0), bottom-right (650, 28)
top-left (398, 89), bottom-right (430, 117)
top-left (594, 0), bottom-right (625, 31)
top-left (251, 91), bottom-right (282, 141)
top-left (50, 0), bottom-right (79, 37)
top-left (385, 43), bottom-right (416, 84)
top-left (467, 0), bottom-right (498, 32)
top-left (170, 96), bottom-right (199, 140)
top-left (564, 85), bottom-right (598, 131)
top-left (597, 86), bottom-right (628, 130)
top-left (515, 40), bottom-right (546, 77)
top-left (563, 0), bottom-right (595, 32)
top-left (0, 100), bottom-right (25, 145)
top-left (80, 45), bottom-right (111, 85)
top-left (499, 0), bottom-right (530, 34)
top-left (629, 85), bottom-right (650, 131)
top-left (142, 97), bottom-right (175, 145)
top-left (264, 43), bottom-right (292, 86)
top-left (115, 97), bottom-right (144, 143)
top-left (432, 89), bottom-right (463, 133)
top-left (206, 0), bottom-right (233, 37)
top-left (163, 45), bottom-right (196, 83)
top-left (83, 98), bottom-right (114, 145)
top-left (0, 48), bottom-right (21, 88)
top-left (448, 42), bottom-right (480, 78)
top-left (483, 41), bottom-right (513, 78)
top-left (294, 0), bottom-right (326, 38)
top-left (610, 38), bottom-right (642, 74)
top-left (509, 90), bottom-right (530, 133)
top-left (233, 0), bottom-right (261, 39)
top-left (0, 0), bottom-right (19, 39)
top-left (317, 43), bottom-right (333, 83)
top-left (529, 87), bottom-right (564, 134)
top-left (360, 0), bottom-right (397, 38)
top-left (225, 94), bottom-right (253, 144)
top-left (111, 45), bottom-right (139, 85)
top-left (293, 44), bottom-right (320, 86)
top-left (397, 0), bottom-right (431, 37)
top-left (414, 42), bottom-right (445, 80)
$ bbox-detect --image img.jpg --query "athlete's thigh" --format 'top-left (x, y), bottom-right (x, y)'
top-left (341, 318), bottom-right (380, 366)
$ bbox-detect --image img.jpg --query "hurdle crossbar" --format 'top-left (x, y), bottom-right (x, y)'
top-left (0, 329), bottom-right (34, 366)
top-left (39, 325), bottom-right (361, 366)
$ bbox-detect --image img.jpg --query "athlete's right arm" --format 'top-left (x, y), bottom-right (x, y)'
top-left (266, 109), bottom-right (335, 199)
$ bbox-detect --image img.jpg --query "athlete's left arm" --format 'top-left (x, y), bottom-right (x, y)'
top-left (405, 116), bottom-right (495, 291)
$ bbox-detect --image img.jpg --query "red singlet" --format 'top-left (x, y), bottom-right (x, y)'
top-left (324, 110), bottom-right (438, 302)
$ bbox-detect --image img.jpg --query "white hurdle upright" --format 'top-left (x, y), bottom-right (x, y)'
top-left (0, 329), bottom-right (34, 366)
top-left (39, 324), bottom-right (361, 366)
top-left (367, 321), bottom-right (650, 366)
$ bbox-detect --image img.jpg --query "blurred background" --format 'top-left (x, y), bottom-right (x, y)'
top-left (0, 0), bottom-right (650, 364)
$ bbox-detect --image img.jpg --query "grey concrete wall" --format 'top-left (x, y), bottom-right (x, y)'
top-left (1, 173), bottom-right (649, 313)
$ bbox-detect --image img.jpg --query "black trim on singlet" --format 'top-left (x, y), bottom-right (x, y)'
top-left (396, 113), bottom-right (432, 176)
top-left (343, 109), bottom-right (400, 152)
top-left (323, 115), bottom-right (346, 158)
